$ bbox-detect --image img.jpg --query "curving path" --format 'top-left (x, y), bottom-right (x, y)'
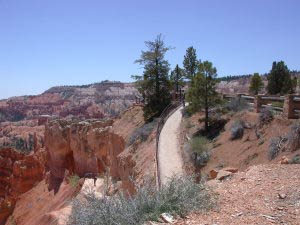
top-left (158, 106), bottom-right (184, 185)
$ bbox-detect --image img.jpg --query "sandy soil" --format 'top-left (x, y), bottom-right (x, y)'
top-left (158, 106), bottom-right (184, 185)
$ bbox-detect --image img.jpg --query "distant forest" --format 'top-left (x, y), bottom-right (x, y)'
top-left (218, 70), bottom-right (300, 82)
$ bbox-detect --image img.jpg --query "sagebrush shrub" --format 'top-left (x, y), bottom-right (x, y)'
top-left (128, 119), bottom-right (158, 145)
top-left (269, 137), bottom-right (280, 160)
top-left (287, 122), bottom-right (300, 151)
top-left (69, 175), bottom-right (80, 187)
top-left (289, 154), bottom-right (300, 164)
top-left (68, 176), bottom-right (215, 225)
top-left (259, 107), bottom-right (273, 125)
top-left (190, 137), bottom-right (211, 166)
top-left (230, 120), bottom-right (244, 140)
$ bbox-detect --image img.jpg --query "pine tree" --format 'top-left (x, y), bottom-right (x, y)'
top-left (183, 46), bottom-right (198, 80)
top-left (133, 34), bottom-right (172, 121)
top-left (170, 64), bottom-right (184, 93)
top-left (186, 61), bottom-right (220, 131)
top-left (267, 61), bottom-right (292, 95)
top-left (249, 73), bottom-right (264, 95)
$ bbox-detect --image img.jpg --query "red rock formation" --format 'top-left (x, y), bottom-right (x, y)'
top-left (0, 82), bottom-right (138, 123)
top-left (45, 119), bottom-right (125, 193)
top-left (0, 148), bottom-right (44, 224)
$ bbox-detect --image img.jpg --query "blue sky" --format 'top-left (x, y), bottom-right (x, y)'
top-left (0, 0), bottom-right (299, 99)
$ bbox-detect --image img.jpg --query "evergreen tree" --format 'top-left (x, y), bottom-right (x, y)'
top-left (183, 46), bottom-right (198, 80)
top-left (133, 34), bottom-right (172, 121)
top-left (291, 77), bottom-right (297, 93)
top-left (186, 61), bottom-right (220, 131)
top-left (170, 64), bottom-right (184, 92)
top-left (267, 61), bottom-right (292, 95)
top-left (249, 73), bottom-right (264, 95)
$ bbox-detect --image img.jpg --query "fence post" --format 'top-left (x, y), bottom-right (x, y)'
top-left (254, 95), bottom-right (262, 113)
top-left (283, 94), bottom-right (295, 119)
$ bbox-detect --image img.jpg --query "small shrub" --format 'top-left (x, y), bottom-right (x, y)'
top-left (289, 154), bottom-right (300, 164)
top-left (69, 175), bottom-right (80, 187)
top-left (128, 119), bottom-right (158, 146)
top-left (268, 136), bottom-right (287, 160)
top-left (287, 122), bottom-right (300, 151)
top-left (185, 120), bottom-right (194, 129)
top-left (225, 97), bottom-right (248, 112)
top-left (182, 107), bottom-right (192, 118)
top-left (190, 137), bottom-right (211, 166)
top-left (230, 120), bottom-right (245, 140)
top-left (68, 176), bottom-right (215, 225)
top-left (258, 139), bottom-right (265, 145)
top-left (196, 118), bottom-right (228, 140)
top-left (259, 107), bottom-right (273, 125)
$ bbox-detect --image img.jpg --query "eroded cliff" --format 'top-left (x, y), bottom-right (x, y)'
top-left (0, 148), bottom-right (44, 224)
top-left (45, 119), bottom-right (125, 193)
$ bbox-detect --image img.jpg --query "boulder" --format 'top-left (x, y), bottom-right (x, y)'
top-left (160, 213), bottom-right (175, 223)
top-left (280, 156), bottom-right (289, 164)
top-left (223, 167), bottom-right (238, 173)
top-left (216, 170), bottom-right (232, 180)
top-left (210, 167), bottom-right (238, 180)
top-left (209, 169), bottom-right (219, 179)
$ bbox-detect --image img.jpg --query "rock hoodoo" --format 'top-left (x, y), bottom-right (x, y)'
top-left (45, 119), bottom-right (125, 193)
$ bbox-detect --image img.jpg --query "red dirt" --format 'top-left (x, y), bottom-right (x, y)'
top-left (174, 164), bottom-right (300, 225)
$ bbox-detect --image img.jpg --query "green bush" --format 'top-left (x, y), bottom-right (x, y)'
top-left (190, 137), bottom-right (211, 166)
top-left (69, 175), bottom-right (80, 187)
top-left (68, 176), bottom-right (215, 225)
top-left (289, 154), bottom-right (300, 164)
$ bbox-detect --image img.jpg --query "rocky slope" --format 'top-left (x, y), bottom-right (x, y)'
top-left (175, 164), bottom-right (300, 225)
top-left (3, 106), bottom-right (156, 224)
top-left (0, 81), bottom-right (138, 161)
top-left (0, 148), bottom-right (44, 224)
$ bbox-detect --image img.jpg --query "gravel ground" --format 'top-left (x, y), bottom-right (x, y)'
top-left (174, 164), bottom-right (300, 225)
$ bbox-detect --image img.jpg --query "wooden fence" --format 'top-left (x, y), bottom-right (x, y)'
top-left (223, 94), bottom-right (300, 119)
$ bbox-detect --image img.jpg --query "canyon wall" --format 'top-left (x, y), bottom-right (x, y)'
top-left (0, 82), bottom-right (138, 123)
top-left (0, 148), bottom-right (44, 224)
top-left (45, 119), bottom-right (125, 193)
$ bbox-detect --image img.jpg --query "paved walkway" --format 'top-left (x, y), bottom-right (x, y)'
top-left (158, 106), bottom-right (184, 185)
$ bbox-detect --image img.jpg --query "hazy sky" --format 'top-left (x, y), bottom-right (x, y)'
top-left (0, 0), bottom-right (300, 99)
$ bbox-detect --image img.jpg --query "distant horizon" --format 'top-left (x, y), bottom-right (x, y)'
top-left (3, 69), bottom-right (300, 101)
top-left (1, 0), bottom-right (300, 99)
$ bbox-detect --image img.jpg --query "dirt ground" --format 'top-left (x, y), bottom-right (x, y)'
top-left (177, 110), bottom-right (300, 225)
top-left (174, 164), bottom-right (300, 225)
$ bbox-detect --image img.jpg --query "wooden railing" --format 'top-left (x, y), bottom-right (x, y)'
top-left (223, 93), bottom-right (300, 119)
top-left (155, 100), bottom-right (183, 188)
